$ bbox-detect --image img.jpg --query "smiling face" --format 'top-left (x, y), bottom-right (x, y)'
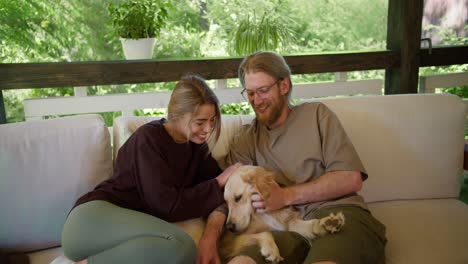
top-left (167, 103), bottom-right (217, 144)
top-left (166, 74), bottom-right (221, 144)
top-left (187, 103), bottom-right (216, 144)
top-left (244, 71), bottom-right (290, 129)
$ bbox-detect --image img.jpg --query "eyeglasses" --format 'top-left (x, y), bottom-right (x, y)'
top-left (240, 79), bottom-right (281, 101)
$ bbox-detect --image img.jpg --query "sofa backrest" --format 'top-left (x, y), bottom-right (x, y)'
top-left (317, 93), bottom-right (466, 203)
top-left (112, 115), bottom-right (254, 161)
top-left (0, 114), bottom-right (113, 253)
top-left (113, 94), bottom-right (466, 204)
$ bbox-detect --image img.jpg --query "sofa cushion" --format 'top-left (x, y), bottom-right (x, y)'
top-left (368, 199), bottom-right (468, 264)
top-left (316, 93), bottom-right (466, 203)
top-left (0, 114), bottom-right (113, 252)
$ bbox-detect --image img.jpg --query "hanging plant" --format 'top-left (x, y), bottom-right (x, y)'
top-left (230, 12), bottom-right (296, 56)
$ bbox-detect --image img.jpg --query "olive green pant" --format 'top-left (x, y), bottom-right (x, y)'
top-left (232, 206), bottom-right (387, 264)
top-left (61, 200), bottom-right (196, 264)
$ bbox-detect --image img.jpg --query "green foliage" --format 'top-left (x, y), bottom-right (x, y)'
top-left (423, 24), bottom-right (468, 46)
top-left (155, 25), bottom-right (202, 59)
top-left (443, 86), bottom-right (468, 98)
top-left (134, 108), bottom-right (166, 116)
top-left (0, 0), bottom-right (120, 62)
top-left (288, 0), bottom-right (387, 52)
top-left (220, 102), bottom-right (253, 115)
top-left (2, 89), bottom-right (28, 123)
top-left (107, 0), bottom-right (171, 39)
top-left (1, 0), bottom-right (466, 121)
top-left (169, 0), bottom-right (205, 32)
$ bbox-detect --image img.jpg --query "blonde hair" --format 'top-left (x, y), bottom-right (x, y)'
top-left (238, 51), bottom-right (293, 104)
top-left (167, 73), bottom-right (221, 143)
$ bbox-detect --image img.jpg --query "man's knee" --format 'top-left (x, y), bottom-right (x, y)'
top-left (227, 255), bottom-right (257, 264)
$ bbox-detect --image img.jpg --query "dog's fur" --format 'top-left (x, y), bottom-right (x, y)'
top-left (220, 165), bottom-right (345, 263)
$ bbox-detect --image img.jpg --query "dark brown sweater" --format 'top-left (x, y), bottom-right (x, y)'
top-left (74, 119), bottom-right (224, 222)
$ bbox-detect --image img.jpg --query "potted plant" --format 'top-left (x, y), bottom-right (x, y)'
top-left (108, 0), bottom-right (170, 60)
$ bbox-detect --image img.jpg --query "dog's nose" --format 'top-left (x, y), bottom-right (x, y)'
top-left (226, 222), bottom-right (236, 232)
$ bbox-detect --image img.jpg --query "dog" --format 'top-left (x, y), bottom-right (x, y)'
top-left (219, 165), bottom-right (345, 263)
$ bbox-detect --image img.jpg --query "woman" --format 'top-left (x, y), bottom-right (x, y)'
top-left (59, 74), bottom-right (240, 264)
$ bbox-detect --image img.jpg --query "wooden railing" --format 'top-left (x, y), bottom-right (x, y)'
top-left (1, 46), bottom-right (467, 123)
top-left (0, 51), bottom-right (400, 89)
top-left (419, 72), bottom-right (468, 93)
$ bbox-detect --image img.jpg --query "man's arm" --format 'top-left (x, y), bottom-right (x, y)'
top-left (196, 210), bottom-right (226, 264)
top-left (252, 170), bottom-right (362, 212)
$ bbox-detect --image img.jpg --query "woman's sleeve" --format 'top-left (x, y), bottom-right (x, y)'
top-left (131, 131), bottom-right (225, 222)
top-left (195, 146), bottom-right (223, 184)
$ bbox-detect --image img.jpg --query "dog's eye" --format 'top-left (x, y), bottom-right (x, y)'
top-left (234, 195), bottom-right (242, 202)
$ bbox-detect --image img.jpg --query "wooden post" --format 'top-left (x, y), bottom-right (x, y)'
top-left (0, 89), bottom-right (6, 124)
top-left (385, 0), bottom-right (424, 94)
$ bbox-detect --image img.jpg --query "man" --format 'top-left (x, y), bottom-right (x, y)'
top-left (196, 51), bottom-right (387, 264)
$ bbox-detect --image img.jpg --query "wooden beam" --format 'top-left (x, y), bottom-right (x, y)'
top-left (465, 144), bottom-right (468, 171)
top-left (0, 90), bottom-right (5, 124)
top-left (420, 46), bottom-right (468, 67)
top-left (385, 0), bottom-right (424, 94)
top-left (0, 51), bottom-right (399, 90)
top-left (1, 46), bottom-right (465, 91)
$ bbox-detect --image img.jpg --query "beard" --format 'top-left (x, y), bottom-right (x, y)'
top-left (254, 95), bottom-right (287, 128)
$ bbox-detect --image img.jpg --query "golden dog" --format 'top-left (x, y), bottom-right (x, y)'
top-left (220, 165), bottom-right (345, 263)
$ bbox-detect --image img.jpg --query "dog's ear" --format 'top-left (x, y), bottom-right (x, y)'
top-left (240, 168), bottom-right (256, 185)
top-left (256, 170), bottom-right (275, 199)
top-left (239, 166), bottom-right (277, 199)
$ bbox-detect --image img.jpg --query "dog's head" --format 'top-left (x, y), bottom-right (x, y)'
top-left (224, 165), bottom-right (276, 233)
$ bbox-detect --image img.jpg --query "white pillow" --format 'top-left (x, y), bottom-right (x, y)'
top-left (0, 114), bottom-right (113, 252)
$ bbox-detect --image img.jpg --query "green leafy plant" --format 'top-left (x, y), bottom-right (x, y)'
top-left (108, 0), bottom-right (171, 39)
top-left (229, 12), bottom-right (296, 56)
top-left (220, 102), bottom-right (253, 115)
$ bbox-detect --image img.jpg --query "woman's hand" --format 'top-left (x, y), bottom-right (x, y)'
top-left (216, 162), bottom-right (242, 187)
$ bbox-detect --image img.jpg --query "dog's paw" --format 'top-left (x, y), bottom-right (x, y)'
top-left (319, 212), bottom-right (345, 234)
top-left (260, 245), bottom-right (284, 263)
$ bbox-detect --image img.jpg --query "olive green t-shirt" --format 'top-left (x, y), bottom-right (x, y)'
top-left (221, 102), bottom-right (368, 216)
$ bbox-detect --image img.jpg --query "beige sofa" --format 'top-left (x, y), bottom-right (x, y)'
top-left (1, 93), bottom-right (467, 264)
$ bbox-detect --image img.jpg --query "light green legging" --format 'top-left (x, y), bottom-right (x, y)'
top-left (61, 200), bottom-right (197, 264)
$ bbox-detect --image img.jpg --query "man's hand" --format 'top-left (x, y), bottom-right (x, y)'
top-left (252, 170), bottom-right (363, 212)
top-left (196, 236), bottom-right (221, 264)
top-left (196, 210), bottom-right (226, 264)
top-left (251, 184), bottom-right (290, 213)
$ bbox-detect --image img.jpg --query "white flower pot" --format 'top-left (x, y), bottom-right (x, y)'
top-left (120, 37), bottom-right (156, 60)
